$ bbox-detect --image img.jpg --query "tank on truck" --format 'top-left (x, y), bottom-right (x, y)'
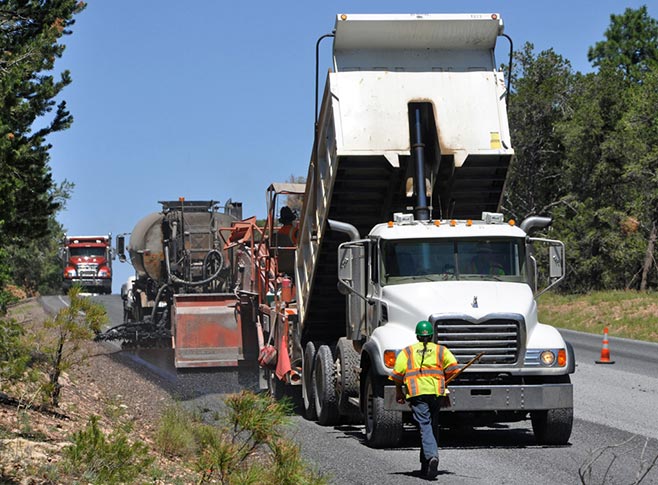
top-left (95, 198), bottom-right (254, 370)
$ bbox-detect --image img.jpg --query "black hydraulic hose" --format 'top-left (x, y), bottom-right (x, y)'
top-left (164, 246), bottom-right (224, 287)
top-left (411, 106), bottom-right (430, 221)
top-left (150, 283), bottom-right (169, 322)
top-left (202, 249), bottom-right (225, 281)
top-left (501, 33), bottom-right (513, 106)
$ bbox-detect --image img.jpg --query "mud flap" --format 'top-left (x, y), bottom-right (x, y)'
top-left (172, 293), bottom-right (250, 368)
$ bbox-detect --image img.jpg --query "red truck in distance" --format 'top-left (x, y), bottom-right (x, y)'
top-left (60, 235), bottom-right (114, 295)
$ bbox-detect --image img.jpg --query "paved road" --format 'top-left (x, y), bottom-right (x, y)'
top-left (41, 295), bottom-right (658, 484)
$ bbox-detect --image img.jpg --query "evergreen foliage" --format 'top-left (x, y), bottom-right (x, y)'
top-left (0, 2), bottom-right (82, 303)
top-left (506, 6), bottom-right (658, 292)
top-left (62, 415), bottom-right (154, 484)
top-left (42, 285), bottom-right (107, 406)
top-left (155, 392), bottom-right (327, 484)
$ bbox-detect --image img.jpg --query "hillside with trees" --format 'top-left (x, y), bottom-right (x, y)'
top-left (503, 6), bottom-right (658, 292)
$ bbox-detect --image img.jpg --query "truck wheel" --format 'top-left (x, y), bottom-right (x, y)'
top-left (302, 341), bottom-right (317, 420)
top-left (336, 337), bottom-right (360, 418)
top-left (531, 407), bottom-right (573, 445)
top-left (364, 368), bottom-right (402, 448)
top-left (313, 345), bottom-right (340, 425)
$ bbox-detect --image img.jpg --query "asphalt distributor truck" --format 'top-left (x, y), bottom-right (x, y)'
top-left (243, 13), bottom-right (575, 448)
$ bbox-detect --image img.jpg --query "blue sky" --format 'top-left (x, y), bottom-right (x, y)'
top-left (47, 1), bottom-right (656, 293)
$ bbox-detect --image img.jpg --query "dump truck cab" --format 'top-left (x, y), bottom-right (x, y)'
top-left (337, 212), bottom-right (573, 446)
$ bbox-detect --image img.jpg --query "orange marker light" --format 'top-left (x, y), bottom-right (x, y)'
top-left (509, 219), bottom-right (516, 226)
top-left (450, 220), bottom-right (457, 227)
top-left (388, 221), bottom-right (394, 228)
top-left (384, 350), bottom-right (397, 368)
top-left (340, 14), bottom-right (347, 20)
top-left (557, 349), bottom-right (567, 367)
top-left (466, 219), bottom-right (473, 226)
top-left (434, 220), bottom-right (441, 226)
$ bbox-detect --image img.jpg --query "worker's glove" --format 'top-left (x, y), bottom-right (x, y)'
top-left (395, 388), bottom-right (406, 404)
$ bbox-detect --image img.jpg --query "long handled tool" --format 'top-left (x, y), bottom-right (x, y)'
top-left (440, 352), bottom-right (485, 408)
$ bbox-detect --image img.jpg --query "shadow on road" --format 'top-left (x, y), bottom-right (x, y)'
top-left (332, 421), bottom-right (572, 450)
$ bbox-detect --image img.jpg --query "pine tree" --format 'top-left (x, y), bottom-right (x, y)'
top-left (0, 1), bottom-right (85, 243)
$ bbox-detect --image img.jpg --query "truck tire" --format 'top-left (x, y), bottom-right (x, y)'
top-left (363, 368), bottom-right (402, 448)
top-left (336, 337), bottom-right (360, 418)
top-left (531, 407), bottom-right (573, 445)
top-left (313, 344), bottom-right (340, 425)
top-left (302, 341), bottom-right (317, 420)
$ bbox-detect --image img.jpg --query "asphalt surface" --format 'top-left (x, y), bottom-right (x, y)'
top-left (40, 294), bottom-right (658, 484)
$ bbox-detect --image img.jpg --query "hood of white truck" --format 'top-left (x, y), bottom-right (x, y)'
top-left (382, 280), bottom-right (537, 328)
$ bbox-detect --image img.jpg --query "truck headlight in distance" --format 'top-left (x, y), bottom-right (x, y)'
top-left (384, 350), bottom-right (398, 368)
top-left (64, 267), bottom-right (76, 277)
top-left (98, 267), bottom-right (110, 277)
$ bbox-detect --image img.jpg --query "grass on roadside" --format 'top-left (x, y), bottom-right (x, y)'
top-left (155, 391), bottom-right (328, 484)
top-left (538, 290), bottom-right (658, 343)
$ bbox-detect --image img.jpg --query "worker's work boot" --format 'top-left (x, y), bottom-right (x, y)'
top-left (420, 462), bottom-right (428, 475)
top-left (426, 456), bottom-right (439, 479)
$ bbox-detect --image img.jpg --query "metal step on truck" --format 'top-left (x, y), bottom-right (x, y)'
top-left (256, 13), bottom-right (575, 448)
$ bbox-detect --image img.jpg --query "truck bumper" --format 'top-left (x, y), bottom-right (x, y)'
top-left (384, 383), bottom-right (573, 411)
top-left (64, 278), bottom-right (111, 293)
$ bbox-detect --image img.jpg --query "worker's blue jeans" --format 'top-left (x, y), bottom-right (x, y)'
top-left (409, 395), bottom-right (441, 464)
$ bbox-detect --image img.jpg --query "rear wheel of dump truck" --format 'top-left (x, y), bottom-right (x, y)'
top-left (313, 344), bottom-right (340, 425)
top-left (336, 337), bottom-right (360, 418)
top-left (531, 407), bottom-right (573, 445)
top-left (364, 368), bottom-right (402, 448)
top-left (302, 341), bottom-right (317, 420)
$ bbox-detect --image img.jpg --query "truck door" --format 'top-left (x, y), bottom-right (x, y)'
top-left (337, 240), bottom-right (369, 341)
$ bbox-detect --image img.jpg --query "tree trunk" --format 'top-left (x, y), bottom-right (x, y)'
top-left (49, 338), bottom-right (64, 407)
top-left (640, 221), bottom-right (657, 291)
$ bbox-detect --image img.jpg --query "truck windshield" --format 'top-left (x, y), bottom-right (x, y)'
top-left (380, 238), bottom-right (527, 285)
top-left (69, 247), bottom-right (106, 258)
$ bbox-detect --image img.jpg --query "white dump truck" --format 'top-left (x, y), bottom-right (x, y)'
top-left (264, 13), bottom-right (574, 448)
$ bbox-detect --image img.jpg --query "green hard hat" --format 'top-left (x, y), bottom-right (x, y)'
top-left (415, 320), bottom-right (433, 337)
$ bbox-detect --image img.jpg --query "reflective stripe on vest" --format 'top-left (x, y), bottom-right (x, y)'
top-left (403, 342), bottom-right (445, 397)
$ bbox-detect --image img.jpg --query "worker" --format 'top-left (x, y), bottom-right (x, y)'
top-left (277, 206), bottom-right (299, 245)
top-left (466, 244), bottom-right (505, 275)
top-left (390, 320), bottom-right (460, 479)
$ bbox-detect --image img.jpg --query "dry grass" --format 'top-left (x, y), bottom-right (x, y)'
top-left (538, 290), bottom-right (658, 342)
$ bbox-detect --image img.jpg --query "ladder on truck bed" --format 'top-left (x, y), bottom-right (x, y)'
top-left (296, 13), bottom-right (515, 344)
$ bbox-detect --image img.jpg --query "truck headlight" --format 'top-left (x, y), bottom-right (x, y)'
top-left (64, 267), bottom-right (76, 277)
top-left (540, 350), bottom-right (555, 366)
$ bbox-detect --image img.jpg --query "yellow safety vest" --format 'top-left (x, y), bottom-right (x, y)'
top-left (390, 342), bottom-right (459, 398)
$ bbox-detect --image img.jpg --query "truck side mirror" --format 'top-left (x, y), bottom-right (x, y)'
top-left (337, 245), bottom-right (353, 295)
top-left (549, 243), bottom-right (564, 280)
top-left (57, 247), bottom-right (66, 262)
top-left (528, 237), bottom-right (565, 298)
top-left (116, 235), bottom-right (126, 263)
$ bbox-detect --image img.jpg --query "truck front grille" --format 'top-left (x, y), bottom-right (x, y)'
top-left (77, 263), bottom-right (98, 277)
top-left (433, 317), bottom-right (522, 365)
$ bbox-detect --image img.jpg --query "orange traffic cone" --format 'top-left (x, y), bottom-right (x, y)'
top-left (595, 327), bottom-right (615, 364)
